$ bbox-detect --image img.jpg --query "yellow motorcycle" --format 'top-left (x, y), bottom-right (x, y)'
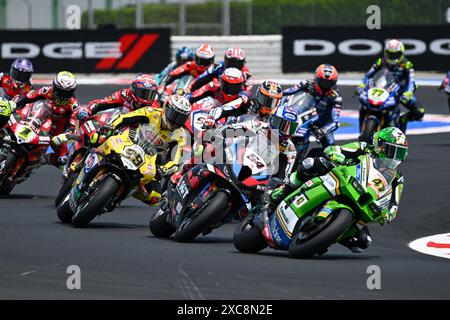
top-left (57, 123), bottom-right (165, 227)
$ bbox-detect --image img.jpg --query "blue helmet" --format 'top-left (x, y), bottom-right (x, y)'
top-left (10, 58), bottom-right (33, 83)
top-left (269, 105), bottom-right (299, 140)
top-left (175, 46), bottom-right (194, 66)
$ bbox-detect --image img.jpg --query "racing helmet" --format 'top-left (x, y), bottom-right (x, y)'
top-left (314, 64), bottom-right (338, 92)
top-left (176, 46), bottom-right (194, 66)
top-left (220, 67), bottom-right (245, 102)
top-left (195, 44), bottom-right (215, 68)
top-left (269, 105), bottom-right (299, 141)
top-left (52, 71), bottom-right (76, 100)
top-left (162, 94), bottom-right (191, 131)
top-left (255, 81), bottom-right (283, 117)
top-left (224, 47), bottom-right (246, 70)
top-left (384, 39), bottom-right (405, 67)
top-left (372, 127), bottom-right (408, 169)
top-left (131, 74), bottom-right (158, 108)
top-left (10, 58), bottom-right (33, 84)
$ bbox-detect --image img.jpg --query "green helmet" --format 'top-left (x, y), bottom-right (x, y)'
top-left (372, 127), bottom-right (408, 169)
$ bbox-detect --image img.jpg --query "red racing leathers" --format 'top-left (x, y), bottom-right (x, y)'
top-left (0, 73), bottom-right (33, 99)
top-left (188, 78), bottom-right (247, 106)
top-left (87, 88), bottom-right (160, 115)
top-left (14, 86), bottom-right (81, 165)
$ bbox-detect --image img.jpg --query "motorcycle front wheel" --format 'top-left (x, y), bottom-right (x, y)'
top-left (288, 209), bottom-right (353, 259)
top-left (0, 152), bottom-right (17, 195)
top-left (359, 118), bottom-right (378, 143)
top-left (174, 190), bottom-right (229, 242)
top-left (71, 176), bottom-right (119, 228)
top-left (54, 171), bottom-right (78, 207)
top-left (233, 215), bottom-right (268, 253)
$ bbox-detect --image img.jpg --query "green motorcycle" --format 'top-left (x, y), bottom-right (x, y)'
top-left (233, 154), bottom-right (394, 258)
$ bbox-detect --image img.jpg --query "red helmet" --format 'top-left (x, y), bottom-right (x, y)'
top-left (314, 64), bottom-right (338, 92)
top-left (195, 43), bottom-right (215, 68)
top-left (220, 68), bottom-right (244, 102)
top-left (224, 47), bottom-right (245, 70)
top-left (131, 74), bottom-right (157, 107)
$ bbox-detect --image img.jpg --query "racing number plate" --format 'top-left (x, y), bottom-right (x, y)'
top-left (121, 145), bottom-right (146, 170)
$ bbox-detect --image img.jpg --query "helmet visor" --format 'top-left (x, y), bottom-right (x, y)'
top-left (224, 58), bottom-right (244, 70)
top-left (132, 85), bottom-right (157, 103)
top-left (221, 81), bottom-right (243, 96)
top-left (53, 85), bottom-right (75, 99)
top-left (385, 50), bottom-right (403, 61)
top-left (10, 68), bottom-right (32, 83)
top-left (381, 141), bottom-right (408, 161)
top-left (195, 56), bottom-right (213, 67)
top-left (270, 116), bottom-right (298, 137)
top-left (316, 77), bottom-right (336, 90)
top-left (165, 105), bottom-right (189, 129)
top-left (256, 93), bottom-right (280, 112)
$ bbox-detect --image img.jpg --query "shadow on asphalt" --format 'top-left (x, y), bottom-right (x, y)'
top-left (52, 221), bottom-right (147, 229)
top-left (230, 250), bottom-right (378, 261)
top-left (0, 194), bottom-right (52, 199)
top-left (146, 235), bottom-right (233, 244)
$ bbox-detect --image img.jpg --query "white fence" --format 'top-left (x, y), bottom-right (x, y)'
top-left (172, 35), bottom-right (282, 75)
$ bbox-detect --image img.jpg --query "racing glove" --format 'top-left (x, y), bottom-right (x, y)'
top-left (438, 78), bottom-right (449, 91)
top-left (353, 83), bottom-right (366, 97)
top-left (51, 133), bottom-right (68, 146)
top-left (400, 91), bottom-right (414, 106)
top-left (324, 146), bottom-right (346, 164)
top-left (75, 106), bottom-right (92, 121)
top-left (160, 161), bottom-right (179, 176)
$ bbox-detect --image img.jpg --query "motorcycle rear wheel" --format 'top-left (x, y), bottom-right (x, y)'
top-left (174, 190), bottom-right (229, 242)
top-left (71, 176), bottom-right (119, 228)
top-left (288, 209), bottom-right (353, 259)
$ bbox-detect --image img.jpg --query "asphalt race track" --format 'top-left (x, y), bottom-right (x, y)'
top-left (1, 85), bottom-right (449, 299)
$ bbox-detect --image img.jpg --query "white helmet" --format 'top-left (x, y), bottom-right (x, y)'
top-left (162, 94), bottom-right (191, 131)
top-left (52, 71), bottom-right (76, 100)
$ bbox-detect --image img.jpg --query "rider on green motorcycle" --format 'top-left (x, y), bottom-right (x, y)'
top-left (269, 127), bottom-right (407, 252)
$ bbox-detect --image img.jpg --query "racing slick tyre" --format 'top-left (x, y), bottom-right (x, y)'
top-left (149, 208), bottom-right (176, 238)
top-left (54, 172), bottom-right (78, 207)
top-left (71, 176), bottom-right (119, 228)
top-left (233, 215), bottom-right (268, 253)
top-left (56, 194), bottom-right (74, 223)
top-left (174, 190), bottom-right (229, 243)
top-left (288, 209), bottom-right (353, 259)
top-left (0, 153), bottom-right (17, 195)
top-left (359, 118), bottom-right (378, 143)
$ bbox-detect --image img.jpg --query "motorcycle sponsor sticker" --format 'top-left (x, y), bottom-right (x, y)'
top-left (276, 205), bottom-right (299, 237)
top-left (305, 180), bottom-right (313, 187)
top-left (320, 173), bottom-right (339, 196)
top-left (176, 202), bottom-right (183, 214)
top-left (409, 233), bottom-right (450, 259)
top-left (176, 179), bottom-right (189, 199)
top-left (294, 194), bottom-right (307, 207)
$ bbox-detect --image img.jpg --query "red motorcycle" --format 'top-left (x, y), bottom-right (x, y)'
top-left (157, 74), bottom-right (194, 106)
top-left (0, 100), bottom-right (53, 194)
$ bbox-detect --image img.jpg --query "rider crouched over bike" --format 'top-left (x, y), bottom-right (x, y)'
top-left (268, 127), bottom-right (407, 253)
top-left (188, 47), bottom-right (252, 94)
top-left (94, 94), bottom-right (191, 205)
top-left (87, 74), bottom-right (159, 117)
top-left (283, 64), bottom-right (342, 147)
top-left (204, 80), bottom-right (283, 127)
top-left (1, 58), bottom-right (34, 100)
top-left (356, 39), bottom-right (425, 133)
top-left (13, 71), bottom-right (83, 166)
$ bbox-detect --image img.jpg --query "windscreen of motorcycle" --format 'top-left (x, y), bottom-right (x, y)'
top-left (25, 101), bottom-right (52, 133)
top-left (372, 69), bottom-right (396, 89)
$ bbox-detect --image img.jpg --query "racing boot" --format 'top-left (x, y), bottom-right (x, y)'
top-left (341, 225), bottom-right (372, 253)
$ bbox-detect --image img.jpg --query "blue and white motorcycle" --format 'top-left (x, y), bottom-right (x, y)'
top-left (358, 69), bottom-right (401, 142)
